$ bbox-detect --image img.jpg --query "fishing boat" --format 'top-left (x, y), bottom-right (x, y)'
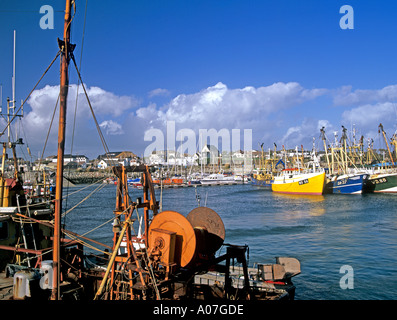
top-left (324, 173), bottom-right (368, 194)
top-left (272, 168), bottom-right (326, 195)
top-left (365, 170), bottom-right (397, 193)
top-left (127, 177), bottom-right (143, 188)
top-left (320, 126), bottom-right (368, 194)
top-left (0, 173), bottom-right (54, 272)
top-left (0, 31), bottom-right (54, 278)
top-left (251, 143), bottom-right (281, 189)
top-left (251, 170), bottom-right (273, 188)
top-left (271, 145), bottom-right (326, 195)
top-left (363, 124), bottom-right (397, 193)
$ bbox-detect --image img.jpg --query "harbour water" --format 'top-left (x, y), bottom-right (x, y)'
top-left (64, 183), bottom-right (397, 300)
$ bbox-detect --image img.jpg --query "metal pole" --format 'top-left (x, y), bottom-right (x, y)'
top-left (94, 215), bottom-right (132, 300)
top-left (0, 143), bottom-right (6, 207)
top-left (51, 0), bottom-right (72, 301)
top-left (12, 30), bottom-right (16, 113)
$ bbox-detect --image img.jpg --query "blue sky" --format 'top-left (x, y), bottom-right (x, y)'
top-left (1, 0), bottom-right (397, 159)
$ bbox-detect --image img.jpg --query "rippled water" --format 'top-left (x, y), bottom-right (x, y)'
top-left (63, 183), bottom-right (397, 300)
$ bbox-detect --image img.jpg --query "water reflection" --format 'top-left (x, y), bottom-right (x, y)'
top-left (271, 192), bottom-right (326, 216)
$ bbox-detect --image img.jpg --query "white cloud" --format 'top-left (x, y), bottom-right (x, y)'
top-left (21, 84), bottom-right (138, 158)
top-left (133, 82), bottom-right (330, 153)
top-left (333, 84), bottom-right (397, 106)
top-left (20, 81), bottom-right (397, 159)
top-left (329, 84), bottom-right (397, 146)
top-left (317, 119), bottom-right (333, 132)
top-left (148, 88), bottom-right (170, 98)
top-left (281, 119), bottom-right (330, 149)
top-left (85, 86), bottom-right (139, 117)
top-left (341, 102), bottom-right (397, 128)
top-left (137, 81), bottom-right (326, 131)
top-left (99, 120), bottom-right (124, 135)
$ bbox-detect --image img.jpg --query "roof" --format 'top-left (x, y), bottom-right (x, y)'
top-left (97, 151), bottom-right (139, 159)
top-left (116, 151), bottom-right (138, 159)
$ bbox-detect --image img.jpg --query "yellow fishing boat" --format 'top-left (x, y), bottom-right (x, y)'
top-left (272, 168), bottom-right (326, 195)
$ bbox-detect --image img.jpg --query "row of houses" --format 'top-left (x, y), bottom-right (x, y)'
top-left (145, 145), bottom-right (254, 166)
top-left (32, 144), bottom-right (325, 171)
top-left (3, 146), bottom-right (333, 175)
top-left (43, 151), bottom-right (141, 170)
top-left (40, 146), bottom-right (256, 170)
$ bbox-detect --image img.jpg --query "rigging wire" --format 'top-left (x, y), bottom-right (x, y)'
top-left (17, 116), bottom-right (33, 162)
top-left (61, 182), bottom-right (107, 218)
top-left (39, 93), bottom-right (60, 166)
top-left (0, 50), bottom-right (61, 139)
top-left (70, 0), bottom-right (88, 155)
top-left (69, 54), bottom-right (113, 163)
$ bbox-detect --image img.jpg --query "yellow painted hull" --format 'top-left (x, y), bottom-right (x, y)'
top-left (272, 171), bottom-right (326, 195)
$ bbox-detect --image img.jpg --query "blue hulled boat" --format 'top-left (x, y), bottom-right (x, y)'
top-left (325, 173), bottom-right (368, 194)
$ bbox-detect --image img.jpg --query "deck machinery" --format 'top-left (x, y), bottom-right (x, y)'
top-left (91, 165), bottom-right (300, 301)
top-left (2, 164), bottom-right (300, 300)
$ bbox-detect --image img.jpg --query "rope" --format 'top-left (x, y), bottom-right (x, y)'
top-left (62, 177), bottom-right (103, 197)
top-left (80, 214), bottom-right (116, 238)
top-left (63, 231), bottom-right (108, 255)
top-left (15, 177), bottom-right (104, 211)
top-left (67, 198), bottom-right (132, 242)
top-left (61, 182), bottom-right (107, 218)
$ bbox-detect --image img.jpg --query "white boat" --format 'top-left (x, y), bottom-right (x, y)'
top-left (200, 173), bottom-right (236, 185)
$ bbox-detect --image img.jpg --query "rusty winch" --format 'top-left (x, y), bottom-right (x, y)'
top-left (148, 207), bottom-right (225, 269)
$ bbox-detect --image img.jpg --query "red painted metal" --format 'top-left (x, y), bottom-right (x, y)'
top-left (51, 0), bottom-right (72, 301)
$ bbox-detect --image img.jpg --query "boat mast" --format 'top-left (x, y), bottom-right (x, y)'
top-left (11, 30), bottom-right (16, 142)
top-left (391, 132), bottom-right (397, 161)
top-left (51, 0), bottom-right (72, 300)
top-left (320, 127), bottom-right (331, 174)
top-left (378, 123), bottom-right (395, 166)
top-left (272, 143), bottom-right (277, 172)
top-left (341, 126), bottom-right (348, 173)
top-left (295, 146), bottom-right (300, 170)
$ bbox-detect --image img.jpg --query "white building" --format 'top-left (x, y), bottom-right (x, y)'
top-left (97, 159), bottom-right (110, 169)
top-left (200, 145), bottom-right (219, 165)
top-left (146, 150), bottom-right (199, 166)
top-left (51, 154), bottom-right (88, 164)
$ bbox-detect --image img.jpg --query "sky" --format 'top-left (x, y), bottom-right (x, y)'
top-left (1, 0), bottom-right (397, 160)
